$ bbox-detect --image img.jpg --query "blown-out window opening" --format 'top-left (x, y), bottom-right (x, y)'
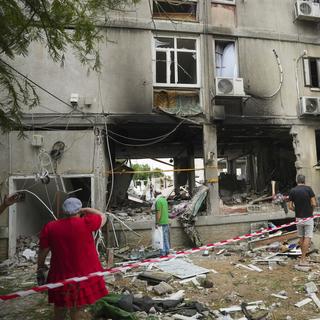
top-left (153, 0), bottom-right (198, 22)
top-left (154, 36), bottom-right (199, 87)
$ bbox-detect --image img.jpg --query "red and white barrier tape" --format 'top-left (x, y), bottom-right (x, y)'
top-left (1, 214), bottom-right (319, 302)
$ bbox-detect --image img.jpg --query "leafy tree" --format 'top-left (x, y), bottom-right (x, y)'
top-left (132, 163), bottom-right (151, 181)
top-left (0, 0), bottom-right (139, 133)
top-left (151, 167), bottom-right (165, 178)
top-left (132, 164), bottom-right (166, 181)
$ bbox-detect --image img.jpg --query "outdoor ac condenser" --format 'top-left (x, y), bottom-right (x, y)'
top-left (215, 77), bottom-right (245, 96)
top-left (295, 0), bottom-right (320, 21)
top-left (300, 96), bottom-right (320, 115)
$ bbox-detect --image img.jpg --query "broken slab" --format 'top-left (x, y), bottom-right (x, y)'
top-left (271, 293), bottom-right (288, 300)
top-left (138, 271), bottom-right (172, 285)
top-left (309, 292), bottom-right (320, 309)
top-left (153, 281), bottom-right (174, 295)
top-left (156, 259), bottom-right (210, 279)
top-left (305, 282), bottom-right (318, 295)
top-left (220, 301), bottom-right (263, 313)
top-left (247, 264), bottom-right (263, 272)
top-left (295, 297), bottom-right (312, 308)
top-left (294, 265), bottom-right (311, 272)
top-left (249, 230), bottom-right (298, 250)
top-left (236, 263), bottom-right (261, 272)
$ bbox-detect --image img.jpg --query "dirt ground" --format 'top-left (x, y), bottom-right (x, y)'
top-left (1, 249), bottom-right (320, 320)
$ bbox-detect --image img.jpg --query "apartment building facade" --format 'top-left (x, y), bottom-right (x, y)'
top-left (1, 0), bottom-right (320, 258)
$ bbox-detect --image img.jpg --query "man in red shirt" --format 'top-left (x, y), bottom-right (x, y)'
top-left (37, 197), bottom-right (108, 320)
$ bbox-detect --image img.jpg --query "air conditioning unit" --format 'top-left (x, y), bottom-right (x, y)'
top-left (295, 0), bottom-right (320, 21)
top-left (300, 96), bottom-right (320, 115)
top-left (215, 77), bottom-right (245, 96)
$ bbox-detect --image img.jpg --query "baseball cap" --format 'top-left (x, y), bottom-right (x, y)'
top-left (62, 197), bottom-right (82, 215)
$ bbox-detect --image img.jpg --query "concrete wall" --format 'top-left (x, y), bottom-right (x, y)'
top-left (9, 130), bottom-right (95, 175)
top-left (109, 210), bottom-right (293, 249)
top-left (291, 125), bottom-right (320, 196)
top-left (12, 28), bottom-right (153, 115)
top-left (8, 0), bottom-right (320, 119)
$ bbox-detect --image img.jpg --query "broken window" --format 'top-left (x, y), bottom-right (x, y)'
top-left (215, 40), bottom-right (238, 78)
top-left (154, 36), bottom-right (199, 86)
top-left (153, 0), bottom-right (198, 22)
top-left (303, 57), bottom-right (320, 88)
top-left (153, 89), bottom-right (201, 114)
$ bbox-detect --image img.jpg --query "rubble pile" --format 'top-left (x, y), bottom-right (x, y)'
top-left (1, 227), bottom-right (320, 319)
top-left (0, 236), bottom-right (38, 275)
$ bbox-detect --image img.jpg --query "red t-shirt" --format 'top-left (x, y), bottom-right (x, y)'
top-left (40, 214), bottom-right (103, 282)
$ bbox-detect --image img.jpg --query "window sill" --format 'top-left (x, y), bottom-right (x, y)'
top-left (212, 1), bottom-right (236, 5)
top-left (152, 16), bottom-right (199, 23)
top-left (154, 84), bottom-right (200, 89)
top-left (310, 88), bottom-right (320, 92)
top-left (315, 166), bottom-right (320, 170)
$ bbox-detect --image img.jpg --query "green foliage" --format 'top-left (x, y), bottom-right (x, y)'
top-left (132, 164), bottom-right (166, 181)
top-left (0, 0), bottom-right (139, 133)
top-left (152, 167), bottom-right (165, 178)
top-left (132, 163), bottom-right (151, 181)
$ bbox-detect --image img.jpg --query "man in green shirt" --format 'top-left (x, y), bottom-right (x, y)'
top-left (154, 191), bottom-right (170, 256)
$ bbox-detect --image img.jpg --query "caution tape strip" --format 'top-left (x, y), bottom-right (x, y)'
top-left (1, 214), bottom-right (319, 302)
top-left (106, 166), bottom-right (218, 175)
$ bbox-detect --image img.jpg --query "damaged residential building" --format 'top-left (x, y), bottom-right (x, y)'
top-left (1, 0), bottom-right (320, 259)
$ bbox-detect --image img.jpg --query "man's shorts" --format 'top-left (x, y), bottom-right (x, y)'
top-left (296, 218), bottom-right (314, 238)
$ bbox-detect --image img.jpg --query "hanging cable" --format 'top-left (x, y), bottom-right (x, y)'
top-left (0, 58), bottom-right (74, 109)
top-left (107, 120), bottom-right (185, 142)
top-left (14, 189), bottom-right (57, 220)
top-left (104, 118), bottom-right (114, 211)
top-left (107, 120), bottom-right (185, 147)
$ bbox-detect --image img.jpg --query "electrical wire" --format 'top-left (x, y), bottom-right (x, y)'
top-left (107, 120), bottom-right (185, 147)
top-left (108, 120), bottom-right (185, 142)
top-left (104, 118), bottom-right (115, 211)
top-left (14, 189), bottom-right (57, 220)
top-left (0, 58), bottom-right (74, 110)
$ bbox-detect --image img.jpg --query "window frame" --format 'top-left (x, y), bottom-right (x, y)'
top-left (303, 57), bottom-right (320, 89)
top-left (152, 0), bottom-right (199, 22)
top-left (213, 38), bottom-right (239, 78)
top-left (212, 0), bottom-right (236, 5)
top-left (152, 35), bottom-right (201, 88)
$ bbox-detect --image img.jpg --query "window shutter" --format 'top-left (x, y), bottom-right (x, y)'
top-left (317, 59), bottom-right (320, 87)
top-left (303, 58), bottom-right (311, 86)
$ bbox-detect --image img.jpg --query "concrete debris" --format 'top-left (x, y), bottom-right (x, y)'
top-left (247, 264), bottom-right (263, 272)
top-left (294, 265), bottom-right (311, 272)
top-left (220, 300), bottom-right (264, 313)
top-left (164, 290), bottom-right (185, 301)
top-left (294, 297), bottom-right (312, 307)
top-left (235, 263), bottom-right (259, 272)
top-left (138, 271), bottom-right (172, 285)
top-left (172, 314), bottom-right (202, 319)
top-left (156, 258), bottom-right (210, 279)
top-left (305, 281), bottom-right (318, 294)
top-left (21, 249), bottom-right (36, 261)
top-left (271, 293), bottom-right (288, 300)
top-left (309, 292), bottom-right (320, 309)
top-left (153, 281), bottom-right (174, 295)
